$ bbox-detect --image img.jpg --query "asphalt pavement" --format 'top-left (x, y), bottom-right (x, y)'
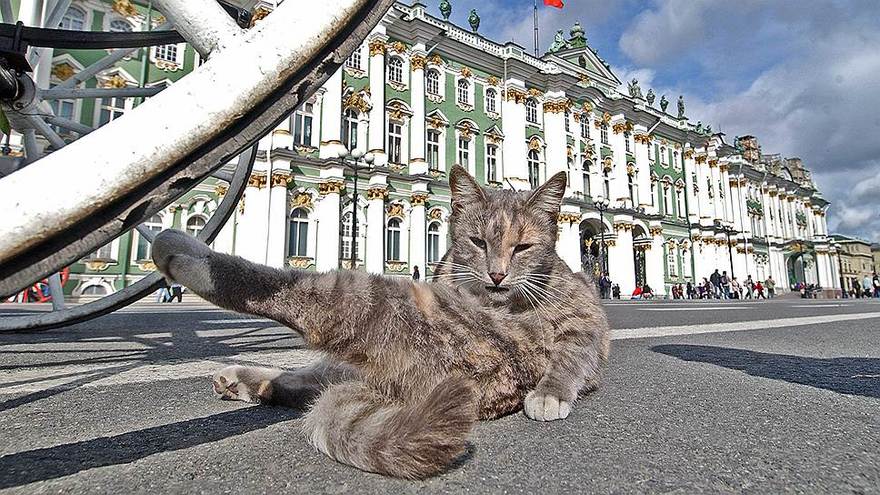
top-left (0, 297), bottom-right (878, 494)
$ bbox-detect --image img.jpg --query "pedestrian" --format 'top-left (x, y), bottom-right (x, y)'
top-left (853, 279), bottom-right (861, 299)
top-left (765, 276), bottom-right (776, 298)
top-left (873, 274), bottom-right (879, 298)
top-left (156, 285), bottom-right (169, 303)
top-left (170, 282), bottom-right (183, 303)
top-left (612, 283), bottom-right (620, 299)
top-left (730, 277), bottom-right (741, 299)
top-left (721, 271), bottom-right (731, 299)
top-left (643, 283), bottom-right (654, 299)
top-left (863, 274), bottom-right (873, 298)
top-left (631, 285), bottom-right (643, 300)
top-left (755, 281), bottom-right (765, 299)
top-left (412, 265), bottom-right (421, 282)
top-left (745, 275), bottom-right (754, 299)
top-left (710, 269), bottom-right (722, 299)
top-left (686, 281), bottom-right (695, 299)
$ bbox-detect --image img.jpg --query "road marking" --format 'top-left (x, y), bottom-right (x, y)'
top-left (791, 304), bottom-right (850, 308)
top-left (637, 306), bottom-right (753, 311)
top-left (613, 311), bottom-right (880, 340)
top-left (201, 318), bottom-right (275, 324)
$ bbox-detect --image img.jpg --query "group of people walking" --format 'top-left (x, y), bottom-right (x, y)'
top-left (847, 274), bottom-right (880, 299)
top-left (668, 270), bottom-right (776, 300)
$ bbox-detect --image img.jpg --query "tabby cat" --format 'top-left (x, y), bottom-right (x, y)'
top-left (151, 165), bottom-right (610, 479)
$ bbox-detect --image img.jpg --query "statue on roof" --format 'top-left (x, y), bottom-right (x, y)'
top-left (695, 121), bottom-right (703, 134)
top-left (659, 94), bottom-right (669, 113)
top-left (468, 9), bottom-right (480, 32)
top-left (677, 95), bottom-right (685, 119)
top-left (439, 0), bottom-right (452, 20)
top-left (548, 30), bottom-right (568, 53)
top-left (627, 78), bottom-right (643, 99)
top-left (646, 88), bottom-right (655, 106)
top-left (705, 124), bottom-right (712, 135)
top-left (568, 21), bottom-right (587, 48)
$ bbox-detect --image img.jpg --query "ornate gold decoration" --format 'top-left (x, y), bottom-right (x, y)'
top-left (614, 221), bottom-right (633, 232)
top-left (612, 121), bottom-right (634, 135)
top-left (343, 92), bottom-right (370, 113)
top-left (718, 163), bottom-right (729, 172)
top-left (503, 88), bottom-right (527, 103)
top-left (428, 116), bottom-right (446, 129)
top-left (626, 163), bottom-right (636, 176)
top-left (390, 40), bottom-right (407, 53)
top-left (215, 184), bottom-right (228, 197)
top-left (291, 191), bottom-right (313, 209)
top-left (136, 260), bottom-right (157, 272)
top-left (271, 171), bottom-right (292, 188)
top-left (768, 189), bottom-right (778, 196)
top-left (578, 73), bottom-right (591, 85)
top-left (694, 155), bottom-right (707, 164)
top-left (634, 243), bottom-right (652, 252)
top-left (684, 149), bottom-right (695, 159)
top-left (427, 54), bottom-right (444, 66)
top-left (366, 187), bottom-right (388, 201)
top-left (527, 88), bottom-right (543, 98)
top-left (385, 261), bottom-right (409, 273)
top-left (458, 123), bottom-right (473, 140)
top-left (633, 133), bottom-right (652, 145)
top-left (708, 158), bottom-right (719, 168)
top-left (318, 180), bottom-right (345, 195)
top-left (51, 63), bottom-right (75, 81)
top-left (487, 75), bottom-right (500, 86)
top-left (459, 66), bottom-right (472, 78)
top-left (528, 137), bottom-right (542, 151)
top-left (428, 208), bottom-right (443, 220)
top-left (84, 259), bottom-right (112, 271)
top-left (649, 226), bottom-right (663, 236)
top-left (287, 257), bottom-right (314, 269)
top-left (602, 157), bottom-right (613, 172)
top-left (582, 101), bottom-right (594, 112)
top-left (368, 39), bottom-right (387, 56)
top-left (102, 74), bottom-right (128, 89)
top-left (557, 212), bottom-right (581, 224)
top-left (247, 172), bottom-right (267, 189)
top-left (386, 203), bottom-right (405, 218)
top-left (410, 55), bottom-right (426, 71)
top-left (388, 101), bottom-right (407, 121)
top-left (410, 193), bottom-right (429, 207)
top-left (250, 7), bottom-right (271, 26)
top-left (543, 99), bottom-right (572, 114)
top-left (112, 0), bottom-right (138, 17)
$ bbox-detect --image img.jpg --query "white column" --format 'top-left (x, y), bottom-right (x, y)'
top-left (609, 216), bottom-right (636, 296)
top-left (696, 157), bottom-right (712, 227)
top-left (647, 223), bottom-right (665, 296)
top-left (709, 160), bottom-right (723, 223)
top-left (557, 207), bottom-right (581, 271)
top-left (319, 69), bottom-right (343, 158)
top-left (235, 163), bottom-right (269, 263)
top-left (720, 165), bottom-right (734, 225)
top-left (409, 49), bottom-right (428, 175)
top-left (365, 174), bottom-right (388, 274)
top-left (683, 151), bottom-right (699, 223)
top-left (266, 156), bottom-right (292, 268)
top-left (635, 130), bottom-right (652, 213)
top-left (502, 81), bottom-right (528, 189)
top-left (315, 168), bottom-right (344, 272)
top-left (543, 93), bottom-right (567, 180)
top-left (609, 118), bottom-right (628, 207)
top-left (367, 36), bottom-right (387, 165)
top-left (409, 182), bottom-right (428, 275)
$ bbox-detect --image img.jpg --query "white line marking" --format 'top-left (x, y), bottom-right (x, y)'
top-left (790, 304), bottom-right (851, 308)
top-left (637, 307), bottom-right (752, 311)
top-left (612, 311), bottom-right (880, 340)
top-left (201, 318), bottom-right (275, 324)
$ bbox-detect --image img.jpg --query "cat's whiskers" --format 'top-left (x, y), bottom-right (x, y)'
top-left (520, 281), bottom-right (567, 319)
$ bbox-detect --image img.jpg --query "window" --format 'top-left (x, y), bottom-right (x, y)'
top-left (580, 117), bottom-right (590, 139)
top-left (60, 6), bottom-right (85, 30)
top-left (660, 147), bottom-right (668, 165)
top-left (650, 181), bottom-right (657, 207)
top-left (663, 184), bottom-right (672, 215)
top-left (387, 121), bottom-right (403, 164)
top-left (87, 242), bottom-right (114, 261)
top-left (624, 131), bottom-right (631, 153)
top-left (109, 19), bottom-right (132, 32)
top-left (457, 136), bottom-right (470, 167)
top-left (50, 97), bottom-right (75, 135)
top-left (346, 50), bottom-right (361, 70)
top-left (676, 188), bottom-right (685, 218)
top-left (154, 44), bottom-right (178, 63)
top-left (341, 212), bottom-right (358, 260)
top-left (427, 222), bottom-right (441, 263)
top-left (457, 79), bottom-right (470, 105)
top-left (602, 168), bottom-right (610, 198)
top-left (582, 160), bottom-right (591, 197)
top-left (486, 144), bottom-right (498, 183)
top-left (426, 69), bottom-right (440, 96)
top-left (186, 216), bottom-right (206, 237)
top-left (564, 110), bottom-right (571, 133)
top-left (386, 219), bottom-right (401, 261)
top-left (388, 56), bottom-right (403, 84)
top-left (667, 246), bottom-right (678, 277)
top-left (600, 124), bottom-right (609, 145)
top-left (136, 215), bottom-right (163, 260)
top-left (673, 151), bottom-right (680, 169)
top-left (628, 171), bottom-right (638, 205)
top-left (426, 130), bottom-right (440, 169)
top-left (98, 97), bottom-right (127, 126)
top-left (292, 102), bottom-right (313, 147)
top-left (287, 209), bottom-right (309, 257)
top-left (82, 285), bottom-right (108, 296)
top-left (527, 150), bottom-right (540, 189)
top-left (485, 88), bottom-right (497, 113)
top-left (681, 248), bottom-right (691, 278)
top-left (342, 108), bottom-right (358, 150)
top-left (526, 98), bottom-right (538, 124)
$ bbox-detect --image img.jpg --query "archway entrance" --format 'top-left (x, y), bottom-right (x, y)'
top-left (580, 220), bottom-right (603, 277)
top-left (787, 251), bottom-right (818, 288)
top-left (632, 225), bottom-right (649, 288)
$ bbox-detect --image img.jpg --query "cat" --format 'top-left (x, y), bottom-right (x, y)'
top-left (151, 164), bottom-right (610, 479)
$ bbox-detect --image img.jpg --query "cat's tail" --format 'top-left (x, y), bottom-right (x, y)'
top-left (302, 377), bottom-right (477, 479)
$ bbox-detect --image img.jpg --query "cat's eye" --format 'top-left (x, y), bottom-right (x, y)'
top-left (513, 243), bottom-right (533, 254)
top-left (470, 237), bottom-right (487, 249)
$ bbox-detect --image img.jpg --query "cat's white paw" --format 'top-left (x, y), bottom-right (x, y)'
top-left (212, 365), bottom-right (257, 403)
top-left (524, 390), bottom-right (571, 421)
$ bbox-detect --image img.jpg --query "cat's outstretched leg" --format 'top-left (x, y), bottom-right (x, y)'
top-left (212, 358), bottom-right (360, 408)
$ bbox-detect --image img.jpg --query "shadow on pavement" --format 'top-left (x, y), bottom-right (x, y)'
top-left (652, 344), bottom-right (880, 399)
top-left (0, 406), bottom-right (299, 489)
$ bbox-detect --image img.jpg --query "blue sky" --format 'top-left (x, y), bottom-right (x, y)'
top-left (434, 0), bottom-right (880, 242)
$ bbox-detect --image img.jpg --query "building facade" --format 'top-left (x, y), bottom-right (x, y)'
top-left (10, 0), bottom-right (841, 298)
top-left (831, 235), bottom-right (875, 294)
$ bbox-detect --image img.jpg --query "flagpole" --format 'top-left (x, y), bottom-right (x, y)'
top-left (533, 0), bottom-right (539, 57)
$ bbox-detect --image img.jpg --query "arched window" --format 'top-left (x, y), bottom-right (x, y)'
top-left (582, 159), bottom-right (591, 197)
top-left (485, 88), bottom-right (497, 113)
top-left (426, 129), bottom-right (441, 169)
top-left (109, 19), bottom-right (132, 32)
top-left (345, 50), bottom-right (361, 70)
top-left (136, 214), bottom-right (163, 260)
top-left (60, 6), bottom-right (86, 30)
top-left (486, 144), bottom-right (498, 183)
top-left (628, 170), bottom-right (638, 205)
top-left (341, 211), bottom-right (358, 261)
top-left (386, 218), bottom-right (402, 261)
top-left (425, 69), bottom-right (440, 96)
top-left (624, 131), bottom-right (631, 152)
top-left (342, 108), bottom-right (358, 150)
top-left (388, 56), bottom-right (404, 84)
top-left (186, 216), bottom-right (206, 237)
top-left (427, 222), bottom-right (441, 263)
top-left (673, 151), bottom-right (680, 169)
top-left (676, 187), bottom-right (686, 217)
top-left (457, 79), bottom-right (470, 105)
top-left (82, 285), bottom-right (108, 296)
top-left (580, 117), bottom-right (590, 139)
top-left (387, 120), bottom-right (403, 165)
top-left (600, 123), bottom-right (609, 144)
top-left (527, 150), bottom-right (540, 189)
top-left (663, 184), bottom-right (673, 215)
top-left (564, 110), bottom-right (571, 133)
top-left (457, 134), bottom-right (470, 168)
top-left (660, 146), bottom-right (668, 165)
top-left (602, 164), bottom-right (610, 198)
top-left (525, 98), bottom-right (538, 124)
top-left (288, 209), bottom-right (309, 257)
top-left (292, 102), bottom-right (314, 147)
top-left (578, 55), bottom-right (587, 68)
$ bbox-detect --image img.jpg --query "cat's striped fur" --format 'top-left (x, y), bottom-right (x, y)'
top-left (152, 165), bottom-right (610, 479)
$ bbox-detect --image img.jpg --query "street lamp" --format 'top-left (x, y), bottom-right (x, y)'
top-left (593, 195), bottom-right (610, 277)
top-left (337, 146), bottom-right (374, 269)
top-left (717, 220), bottom-right (736, 280)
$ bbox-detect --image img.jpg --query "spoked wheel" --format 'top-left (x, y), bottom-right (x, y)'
top-left (0, 0), bottom-right (395, 331)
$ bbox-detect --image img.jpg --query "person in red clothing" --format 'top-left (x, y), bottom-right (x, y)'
top-left (631, 285), bottom-right (643, 300)
top-left (755, 281), bottom-right (765, 299)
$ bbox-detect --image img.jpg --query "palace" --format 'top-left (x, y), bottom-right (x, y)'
top-left (14, 0), bottom-right (841, 298)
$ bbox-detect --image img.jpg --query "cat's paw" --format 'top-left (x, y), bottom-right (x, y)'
top-left (523, 390), bottom-right (571, 422)
top-left (212, 365), bottom-right (261, 403)
top-left (152, 229), bottom-right (212, 277)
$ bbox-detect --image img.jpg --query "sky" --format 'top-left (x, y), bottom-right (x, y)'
top-left (435, 0), bottom-right (880, 243)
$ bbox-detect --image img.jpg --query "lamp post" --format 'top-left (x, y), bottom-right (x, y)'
top-left (337, 146), bottom-right (374, 269)
top-left (593, 195), bottom-right (610, 277)
top-left (717, 220), bottom-right (736, 280)
top-left (833, 243), bottom-right (846, 298)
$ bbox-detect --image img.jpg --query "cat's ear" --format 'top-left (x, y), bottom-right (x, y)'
top-left (526, 171), bottom-right (567, 218)
top-left (449, 164), bottom-right (486, 213)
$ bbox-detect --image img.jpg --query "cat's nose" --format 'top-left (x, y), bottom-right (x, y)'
top-left (488, 272), bottom-right (507, 286)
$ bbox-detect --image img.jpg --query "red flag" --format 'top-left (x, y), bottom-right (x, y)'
top-left (544, 0), bottom-right (564, 8)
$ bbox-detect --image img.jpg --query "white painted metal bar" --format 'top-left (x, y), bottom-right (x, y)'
top-left (0, 0), bottom-right (371, 266)
top-left (212, 170), bottom-right (234, 182)
top-left (44, 0), bottom-right (71, 29)
top-left (41, 87), bottom-right (163, 99)
top-left (135, 224), bottom-right (157, 242)
top-left (152, 0), bottom-right (242, 57)
top-left (54, 22), bottom-right (173, 91)
top-left (26, 113), bottom-right (66, 150)
top-left (0, 0), bottom-right (14, 23)
top-left (44, 115), bottom-right (93, 135)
